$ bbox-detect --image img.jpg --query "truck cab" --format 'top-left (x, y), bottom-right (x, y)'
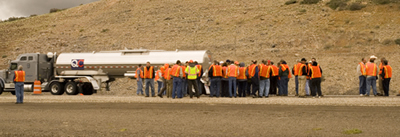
top-left (0, 53), bottom-right (54, 94)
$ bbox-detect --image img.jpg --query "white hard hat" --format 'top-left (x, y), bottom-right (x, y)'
top-left (370, 55), bottom-right (377, 59)
top-left (219, 61), bottom-right (224, 64)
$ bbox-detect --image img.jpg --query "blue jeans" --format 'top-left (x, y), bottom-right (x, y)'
top-left (259, 79), bottom-right (270, 97)
top-left (359, 76), bottom-right (367, 95)
top-left (157, 81), bottom-right (163, 95)
top-left (172, 77), bottom-right (182, 98)
top-left (295, 76), bottom-right (299, 95)
top-left (182, 79), bottom-right (188, 96)
top-left (305, 79), bottom-right (310, 95)
top-left (144, 79), bottom-right (155, 96)
top-left (136, 79), bottom-right (143, 95)
top-left (366, 76), bottom-right (377, 95)
top-left (228, 77), bottom-right (237, 97)
top-left (15, 82), bottom-right (24, 103)
top-left (210, 78), bottom-right (221, 97)
top-left (279, 76), bottom-right (289, 95)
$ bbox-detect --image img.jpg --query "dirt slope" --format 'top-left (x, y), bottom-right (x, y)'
top-left (1, 0), bottom-right (399, 95)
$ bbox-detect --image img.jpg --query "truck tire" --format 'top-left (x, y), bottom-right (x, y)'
top-left (0, 87), bottom-right (3, 95)
top-left (82, 83), bottom-right (94, 95)
top-left (65, 82), bottom-right (78, 95)
top-left (11, 91), bottom-right (16, 95)
top-left (50, 82), bottom-right (64, 95)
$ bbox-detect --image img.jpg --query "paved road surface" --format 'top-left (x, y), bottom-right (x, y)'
top-left (0, 103), bottom-right (399, 136)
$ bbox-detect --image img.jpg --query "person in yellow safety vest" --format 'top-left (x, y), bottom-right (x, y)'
top-left (227, 61), bottom-right (239, 98)
top-left (357, 58), bottom-right (367, 96)
top-left (14, 65), bottom-right (25, 104)
top-left (185, 60), bottom-right (200, 98)
top-left (365, 55), bottom-right (379, 96)
top-left (379, 60), bottom-right (392, 96)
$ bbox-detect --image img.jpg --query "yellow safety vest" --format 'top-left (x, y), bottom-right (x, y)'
top-left (185, 66), bottom-right (199, 80)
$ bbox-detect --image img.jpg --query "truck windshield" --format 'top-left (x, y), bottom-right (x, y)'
top-left (10, 63), bottom-right (17, 70)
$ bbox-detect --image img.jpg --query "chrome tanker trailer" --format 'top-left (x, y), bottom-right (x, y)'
top-left (0, 49), bottom-right (212, 95)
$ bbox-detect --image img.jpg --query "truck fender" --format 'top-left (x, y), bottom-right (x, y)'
top-left (43, 80), bottom-right (60, 91)
top-left (0, 78), bottom-right (5, 89)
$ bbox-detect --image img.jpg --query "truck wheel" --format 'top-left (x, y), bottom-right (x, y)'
top-left (65, 82), bottom-right (78, 95)
top-left (50, 82), bottom-right (64, 95)
top-left (11, 91), bottom-right (16, 95)
top-left (0, 87), bottom-right (3, 95)
top-left (82, 83), bottom-right (94, 95)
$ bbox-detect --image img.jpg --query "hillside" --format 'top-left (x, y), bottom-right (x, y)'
top-left (1, 0), bottom-right (400, 95)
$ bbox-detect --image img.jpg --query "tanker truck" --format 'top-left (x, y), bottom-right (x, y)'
top-left (0, 49), bottom-right (212, 95)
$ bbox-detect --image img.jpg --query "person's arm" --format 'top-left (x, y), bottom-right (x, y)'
top-left (292, 67), bottom-right (295, 75)
top-left (153, 68), bottom-right (156, 79)
top-left (376, 66), bottom-right (379, 77)
top-left (13, 74), bottom-right (16, 83)
top-left (319, 66), bottom-right (322, 75)
top-left (237, 67), bottom-right (239, 76)
top-left (380, 67), bottom-right (385, 79)
top-left (356, 64), bottom-right (361, 76)
top-left (199, 68), bottom-right (203, 77)
top-left (179, 67), bottom-right (183, 78)
top-left (208, 66), bottom-right (213, 78)
top-left (308, 68), bottom-right (312, 78)
top-left (254, 66), bottom-right (259, 78)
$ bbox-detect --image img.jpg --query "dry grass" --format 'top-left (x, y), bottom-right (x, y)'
top-left (1, 0), bottom-right (400, 95)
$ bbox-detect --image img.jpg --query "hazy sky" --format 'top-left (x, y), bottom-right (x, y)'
top-left (0, 0), bottom-right (99, 21)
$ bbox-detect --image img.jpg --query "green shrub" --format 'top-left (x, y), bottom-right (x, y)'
top-left (299, 9), bottom-right (307, 12)
top-left (2, 55), bottom-right (7, 58)
top-left (2, 17), bottom-right (26, 22)
top-left (395, 39), bottom-right (400, 45)
top-left (326, 0), bottom-right (348, 10)
top-left (101, 29), bottom-right (109, 33)
top-left (373, 0), bottom-right (392, 4)
top-left (285, 0), bottom-right (297, 5)
top-left (349, 3), bottom-right (365, 11)
top-left (343, 129), bottom-right (362, 134)
top-left (300, 0), bottom-right (321, 4)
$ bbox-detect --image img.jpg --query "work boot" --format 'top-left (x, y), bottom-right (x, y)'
top-left (158, 94), bottom-right (163, 98)
top-left (145, 95), bottom-right (149, 97)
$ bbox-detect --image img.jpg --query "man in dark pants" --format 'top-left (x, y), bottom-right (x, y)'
top-left (221, 62), bottom-right (229, 97)
top-left (237, 62), bottom-right (248, 97)
top-left (185, 60), bottom-right (200, 98)
top-left (246, 65), bottom-right (252, 96)
top-left (278, 61), bottom-right (291, 96)
top-left (208, 61), bottom-right (222, 97)
top-left (269, 61), bottom-right (279, 96)
top-left (309, 61), bottom-right (323, 98)
top-left (248, 60), bottom-right (259, 98)
top-left (380, 60), bottom-right (391, 96)
top-left (195, 61), bottom-right (204, 95)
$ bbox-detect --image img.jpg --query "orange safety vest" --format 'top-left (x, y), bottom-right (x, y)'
top-left (135, 68), bottom-right (143, 78)
top-left (310, 66), bottom-right (322, 79)
top-left (171, 65), bottom-right (181, 77)
top-left (213, 65), bottom-right (222, 77)
top-left (293, 63), bottom-right (302, 76)
top-left (260, 65), bottom-right (271, 78)
top-left (181, 66), bottom-right (186, 78)
top-left (196, 65), bottom-right (202, 77)
top-left (228, 65), bottom-right (238, 77)
top-left (366, 62), bottom-right (377, 76)
top-left (222, 67), bottom-right (228, 78)
top-left (297, 64), bottom-right (306, 76)
top-left (14, 70), bottom-right (25, 82)
top-left (164, 68), bottom-right (172, 80)
top-left (359, 62), bottom-right (366, 75)
top-left (271, 65), bottom-right (279, 76)
top-left (237, 67), bottom-right (247, 79)
top-left (155, 70), bottom-right (161, 81)
top-left (383, 65), bottom-right (392, 78)
top-left (248, 64), bottom-right (257, 78)
top-left (143, 66), bottom-right (154, 79)
top-left (280, 64), bottom-right (292, 78)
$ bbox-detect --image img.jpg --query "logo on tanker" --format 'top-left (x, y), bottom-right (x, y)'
top-left (71, 59), bottom-right (84, 70)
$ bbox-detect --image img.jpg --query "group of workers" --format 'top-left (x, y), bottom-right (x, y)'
top-left (357, 55), bottom-right (394, 97)
top-left (135, 58), bottom-right (324, 99)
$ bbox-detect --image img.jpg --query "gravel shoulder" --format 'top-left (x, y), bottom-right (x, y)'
top-left (1, 93), bottom-right (400, 106)
top-left (0, 103), bottom-right (399, 137)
